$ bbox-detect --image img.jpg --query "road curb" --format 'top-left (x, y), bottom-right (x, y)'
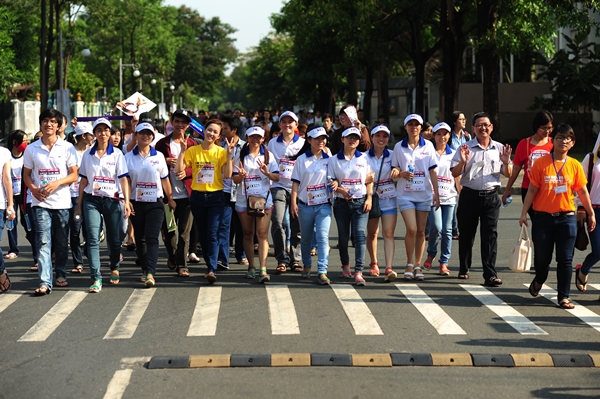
top-left (147, 352), bottom-right (600, 369)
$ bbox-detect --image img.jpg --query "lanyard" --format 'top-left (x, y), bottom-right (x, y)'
top-left (552, 153), bottom-right (567, 177)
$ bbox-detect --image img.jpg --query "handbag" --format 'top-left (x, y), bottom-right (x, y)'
top-left (368, 157), bottom-right (385, 219)
top-left (246, 195), bottom-right (268, 217)
top-left (509, 224), bottom-right (532, 272)
top-left (575, 221), bottom-right (589, 251)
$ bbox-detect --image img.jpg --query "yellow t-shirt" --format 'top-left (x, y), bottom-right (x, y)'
top-left (183, 145), bottom-right (228, 192)
top-left (529, 154), bottom-right (586, 213)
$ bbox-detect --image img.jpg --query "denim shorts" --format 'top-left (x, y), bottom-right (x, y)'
top-left (235, 196), bottom-right (274, 213)
top-left (397, 197), bottom-right (431, 212)
top-left (381, 207), bottom-right (398, 216)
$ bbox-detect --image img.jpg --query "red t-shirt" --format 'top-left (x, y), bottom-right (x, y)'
top-left (512, 136), bottom-right (554, 188)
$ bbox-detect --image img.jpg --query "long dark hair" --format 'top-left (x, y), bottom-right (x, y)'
top-left (239, 142), bottom-right (269, 166)
top-left (7, 130), bottom-right (27, 151)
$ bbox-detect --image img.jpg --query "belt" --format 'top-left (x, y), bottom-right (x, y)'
top-left (345, 195), bottom-right (366, 202)
top-left (592, 204), bottom-right (600, 209)
top-left (463, 187), bottom-right (498, 197)
top-left (298, 199), bottom-right (330, 206)
top-left (536, 211), bottom-right (575, 217)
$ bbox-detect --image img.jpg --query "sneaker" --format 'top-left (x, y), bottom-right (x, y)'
top-left (384, 267), bottom-right (397, 282)
top-left (354, 272), bottom-right (366, 286)
top-left (439, 263), bottom-right (450, 276)
top-left (204, 272), bottom-right (217, 284)
top-left (189, 253), bottom-right (200, 263)
top-left (341, 264), bottom-right (353, 279)
top-left (423, 255), bottom-right (434, 270)
top-left (217, 261), bottom-right (229, 270)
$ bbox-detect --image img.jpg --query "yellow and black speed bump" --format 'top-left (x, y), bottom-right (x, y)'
top-left (146, 353), bottom-right (600, 369)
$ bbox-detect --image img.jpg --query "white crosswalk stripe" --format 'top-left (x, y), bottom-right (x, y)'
top-left (331, 284), bottom-right (384, 335)
top-left (396, 284), bottom-right (467, 335)
top-left (462, 284), bottom-right (548, 335)
top-left (187, 286), bottom-right (222, 336)
top-left (18, 291), bottom-right (88, 342)
top-left (266, 285), bottom-right (300, 335)
top-left (104, 288), bottom-right (156, 340)
top-left (0, 291), bottom-right (24, 313)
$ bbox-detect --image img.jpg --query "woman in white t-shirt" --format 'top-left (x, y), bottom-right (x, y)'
top-left (5, 130), bottom-right (28, 260)
top-left (392, 114), bottom-right (440, 281)
top-left (232, 126), bottom-right (280, 282)
top-left (366, 125), bottom-right (400, 282)
top-left (290, 126), bottom-right (332, 285)
top-left (423, 123), bottom-right (458, 276)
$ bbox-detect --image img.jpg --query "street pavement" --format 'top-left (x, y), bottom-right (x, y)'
top-left (2, 194), bottom-right (600, 399)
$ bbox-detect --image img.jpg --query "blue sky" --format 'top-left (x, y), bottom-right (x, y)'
top-left (163, 0), bottom-right (285, 54)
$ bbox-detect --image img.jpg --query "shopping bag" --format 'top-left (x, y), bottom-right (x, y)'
top-left (164, 204), bottom-right (177, 233)
top-left (509, 224), bottom-right (532, 272)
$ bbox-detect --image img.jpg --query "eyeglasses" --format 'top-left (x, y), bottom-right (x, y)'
top-left (475, 123), bottom-right (492, 129)
top-left (137, 131), bottom-right (153, 136)
top-left (41, 119), bottom-right (58, 125)
top-left (554, 137), bottom-right (573, 143)
top-left (538, 126), bottom-right (553, 132)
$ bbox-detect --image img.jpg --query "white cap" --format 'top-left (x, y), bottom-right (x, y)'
top-left (371, 125), bottom-right (390, 136)
top-left (433, 122), bottom-right (451, 133)
top-left (246, 126), bottom-right (265, 137)
top-left (279, 111), bottom-right (298, 122)
top-left (342, 126), bottom-right (361, 137)
top-left (92, 117), bottom-right (112, 130)
top-left (403, 114), bottom-right (423, 125)
top-left (307, 126), bottom-right (327, 138)
top-left (135, 122), bottom-right (155, 133)
top-left (343, 106), bottom-right (358, 123)
top-left (74, 123), bottom-right (93, 136)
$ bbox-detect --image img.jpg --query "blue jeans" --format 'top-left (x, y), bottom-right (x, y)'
top-left (581, 207), bottom-right (600, 276)
top-left (26, 203), bottom-right (38, 264)
top-left (0, 211), bottom-right (5, 274)
top-left (6, 198), bottom-right (19, 254)
top-left (69, 196), bottom-right (84, 267)
top-left (32, 206), bottom-right (70, 290)
top-left (532, 212), bottom-right (577, 301)
top-left (218, 192), bottom-right (233, 266)
top-left (190, 190), bottom-right (224, 274)
top-left (83, 194), bottom-right (123, 282)
top-left (427, 204), bottom-right (455, 264)
top-left (333, 198), bottom-right (368, 273)
top-left (298, 202), bottom-right (331, 274)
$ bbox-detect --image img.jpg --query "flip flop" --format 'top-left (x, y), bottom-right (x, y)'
top-left (71, 265), bottom-right (83, 274)
top-left (276, 264), bottom-right (287, 274)
top-left (109, 270), bottom-right (120, 285)
top-left (55, 277), bottom-right (69, 287)
top-left (34, 285), bottom-right (50, 296)
top-left (0, 271), bottom-right (11, 292)
top-left (559, 298), bottom-right (575, 309)
top-left (575, 265), bottom-right (587, 292)
top-left (529, 279), bottom-right (541, 297)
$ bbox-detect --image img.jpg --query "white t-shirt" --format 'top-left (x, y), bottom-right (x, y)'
top-left (391, 136), bottom-right (437, 202)
top-left (168, 139), bottom-right (188, 200)
top-left (366, 148), bottom-right (396, 210)
top-left (70, 149), bottom-right (86, 198)
top-left (79, 142), bottom-right (128, 198)
top-left (23, 137), bottom-right (78, 209)
top-left (221, 137), bottom-right (245, 197)
top-left (0, 147), bottom-right (12, 207)
top-left (328, 150), bottom-right (371, 199)
top-left (267, 134), bottom-right (305, 191)
top-left (10, 153), bottom-right (23, 197)
top-left (233, 146), bottom-right (279, 202)
top-left (125, 146), bottom-right (169, 202)
top-left (291, 150), bottom-right (330, 205)
top-left (433, 145), bottom-right (458, 205)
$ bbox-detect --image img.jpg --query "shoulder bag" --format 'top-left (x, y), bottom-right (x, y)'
top-left (368, 157), bottom-right (385, 219)
top-left (509, 224), bottom-right (532, 272)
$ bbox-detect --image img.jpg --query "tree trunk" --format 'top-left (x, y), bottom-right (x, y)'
top-left (378, 56), bottom-right (390, 126)
top-left (347, 65), bottom-right (358, 106)
top-left (411, 22), bottom-right (425, 116)
top-left (477, 0), bottom-right (501, 134)
top-left (441, 0), bottom-right (464, 123)
top-left (363, 64), bottom-right (374, 125)
top-left (44, 1), bottom-right (54, 106)
top-left (40, 0), bottom-right (48, 108)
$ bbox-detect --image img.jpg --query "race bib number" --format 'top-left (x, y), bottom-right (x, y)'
top-left (244, 175), bottom-right (263, 196)
top-left (437, 176), bottom-right (453, 198)
top-left (376, 178), bottom-right (395, 199)
top-left (341, 178), bottom-right (363, 198)
top-left (39, 168), bottom-right (60, 185)
top-left (136, 182), bottom-right (157, 202)
top-left (92, 176), bottom-right (117, 197)
top-left (11, 177), bottom-right (21, 195)
top-left (70, 182), bottom-right (80, 196)
top-left (279, 158), bottom-right (295, 180)
top-left (307, 184), bottom-right (329, 205)
top-left (528, 151), bottom-right (549, 175)
top-left (405, 171), bottom-right (426, 191)
top-left (196, 164), bottom-right (215, 184)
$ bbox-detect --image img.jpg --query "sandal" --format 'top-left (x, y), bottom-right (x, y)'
top-left (145, 273), bottom-right (155, 287)
top-left (122, 242), bottom-right (136, 251)
top-left (140, 274), bottom-right (146, 282)
top-left (177, 267), bottom-right (190, 277)
top-left (71, 265), bottom-right (83, 274)
top-left (291, 263), bottom-right (303, 273)
top-left (34, 285), bottom-right (50, 296)
top-left (369, 262), bottom-right (380, 277)
top-left (529, 279), bottom-right (542, 297)
top-left (484, 276), bottom-right (503, 287)
top-left (109, 270), bottom-right (120, 285)
top-left (404, 264), bottom-right (414, 281)
top-left (276, 264), bottom-right (287, 274)
top-left (30, 263), bottom-right (39, 272)
top-left (439, 264), bottom-right (450, 276)
top-left (341, 264), bottom-right (353, 279)
top-left (575, 264), bottom-right (587, 293)
top-left (354, 272), bottom-right (366, 286)
top-left (301, 268), bottom-right (311, 279)
top-left (318, 273), bottom-right (330, 285)
top-left (0, 271), bottom-right (11, 292)
top-left (55, 277), bottom-right (69, 287)
top-left (423, 255), bottom-right (434, 271)
top-left (458, 273), bottom-right (469, 280)
top-left (414, 266), bottom-right (425, 281)
top-left (259, 269), bottom-right (270, 283)
top-left (188, 253), bottom-right (201, 263)
top-left (310, 248), bottom-right (317, 256)
top-left (240, 258), bottom-right (249, 266)
top-left (559, 298), bottom-right (575, 309)
top-left (384, 267), bottom-right (397, 282)
top-left (246, 267), bottom-right (256, 279)
top-left (89, 281), bottom-right (102, 293)
top-left (204, 272), bottom-right (217, 284)
top-left (4, 252), bottom-right (17, 260)
top-left (168, 260), bottom-right (176, 270)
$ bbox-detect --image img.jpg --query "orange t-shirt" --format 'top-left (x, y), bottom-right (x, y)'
top-left (529, 154), bottom-right (586, 213)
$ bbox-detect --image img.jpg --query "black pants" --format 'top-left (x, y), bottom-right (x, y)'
top-left (457, 188), bottom-right (500, 280)
top-left (162, 197), bottom-right (193, 268)
top-left (131, 200), bottom-right (165, 276)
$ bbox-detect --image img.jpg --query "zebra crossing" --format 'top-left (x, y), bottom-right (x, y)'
top-left (3, 282), bottom-right (600, 343)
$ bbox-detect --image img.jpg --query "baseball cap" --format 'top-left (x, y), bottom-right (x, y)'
top-left (246, 126), bottom-right (265, 137)
top-left (279, 111), bottom-right (298, 123)
top-left (433, 122), bottom-right (452, 133)
top-left (172, 109), bottom-right (191, 123)
top-left (371, 125), bottom-right (390, 136)
top-left (139, 112), bottom-right (154, 124)
top-left (342, 126), bottom-right (361, 137)
top-left (135, 122), bottom-right (155, 134)
top-left (92, 117), bottom-right (112, 130)
top-left (404, 114), bottom-right (424, 125)
top-left (74, 123), bottom-right (93, 136)
top-left (307, 126), bottom-right (327, 138)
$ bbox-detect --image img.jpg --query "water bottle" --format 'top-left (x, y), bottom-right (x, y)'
top-left (502, 195), bottom-right (513, 208)
top-left (407, 164), bottom-right (414, 181)
top-left (327, 177), bottom-right (334, 193)
top-left (24, 214), bottom-right (32, 231)
top-left (6, 210), bottom-right (14, 230)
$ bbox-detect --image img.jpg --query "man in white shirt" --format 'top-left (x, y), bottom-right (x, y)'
top-left (23, 109), bottom-right (79, 295)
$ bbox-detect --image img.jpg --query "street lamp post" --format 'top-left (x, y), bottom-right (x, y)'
top-left (140, 74), bottom-right (156, 91)
top-left (119, 58), bottom-right (140, 101)
top-left (58, 29), bottom-right (91, 113)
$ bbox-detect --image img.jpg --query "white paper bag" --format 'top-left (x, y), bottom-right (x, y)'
top-left (509, 224), bottom-right (532, 272)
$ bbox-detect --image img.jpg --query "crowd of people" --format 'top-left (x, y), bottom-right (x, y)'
top-left (0, 105), bottom-right (597, 310)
